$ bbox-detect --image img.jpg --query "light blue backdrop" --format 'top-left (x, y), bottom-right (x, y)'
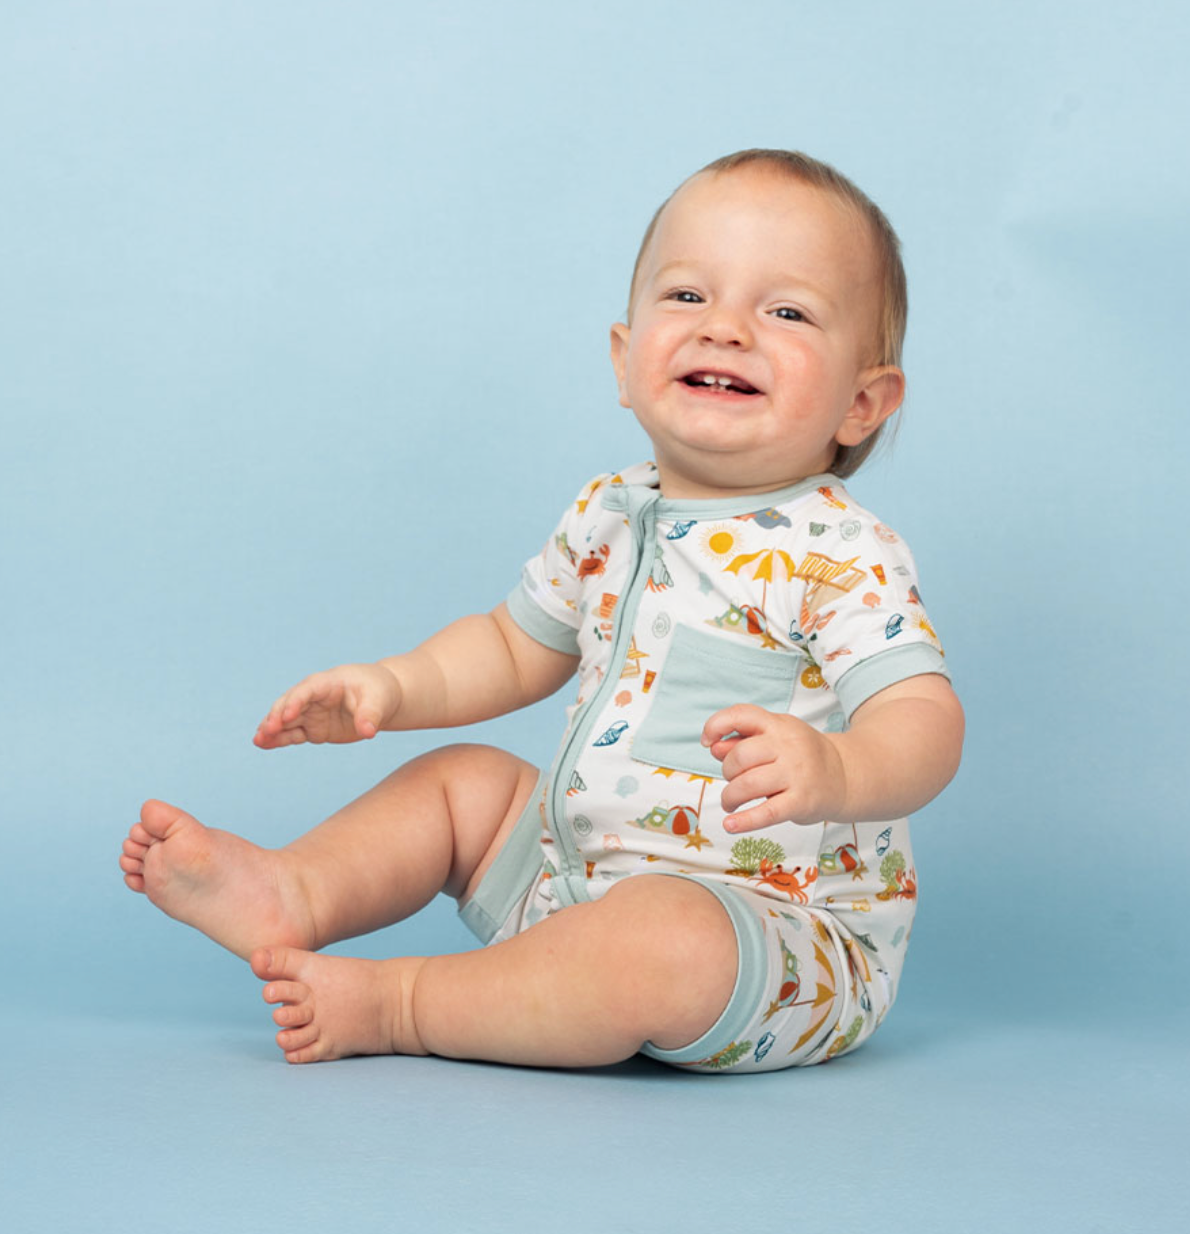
top-left (3, 2), bottom-right (1187, 1231)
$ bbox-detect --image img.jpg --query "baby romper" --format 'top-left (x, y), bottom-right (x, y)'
top-left (459, 463), bottom-right (949, 1072)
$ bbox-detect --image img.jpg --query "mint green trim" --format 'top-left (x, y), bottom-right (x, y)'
top-left (544, 486), bottom-right (662, 906)
top-left (632, 624), bottom-right (801, 778)
top-left (506, 579), bottom-right (581, 655)
top-left (457, 773), bottom-right (545, 944)
top-left (600, 472), bottom-right (838, 520)
top-left (834, 645), bottom-right (950, 718)
top-left (640, 876), bottom-right (768, 1065)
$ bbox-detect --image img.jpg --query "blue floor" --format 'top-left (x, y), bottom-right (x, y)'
top-left (5, 998), bottom-right (1186, 1233)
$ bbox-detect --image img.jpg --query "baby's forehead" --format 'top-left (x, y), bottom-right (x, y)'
top-left (645, 168), bottom-right (878, 290)
top-left (666, 167), bottom-right (869, 247)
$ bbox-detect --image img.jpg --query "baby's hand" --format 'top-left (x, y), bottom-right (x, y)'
top-left (254, 663), bottom-right (403, 749)
top-left (701, 705), bottom-right (846, 832)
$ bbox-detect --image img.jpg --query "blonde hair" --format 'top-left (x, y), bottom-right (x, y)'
top-left (625, 149), bottom-right (907, 478)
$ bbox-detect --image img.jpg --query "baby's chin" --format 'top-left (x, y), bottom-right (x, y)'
top-left (651, 451), bottom-right (831, 501)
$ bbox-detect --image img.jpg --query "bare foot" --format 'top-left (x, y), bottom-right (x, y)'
top-left (253, 946), bottom-right (428, 1064)
top-left (120, 799), bottom-right (317, 959)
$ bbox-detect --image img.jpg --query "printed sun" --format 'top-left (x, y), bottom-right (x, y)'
top-left (699, 523), bottom-right (746, 563)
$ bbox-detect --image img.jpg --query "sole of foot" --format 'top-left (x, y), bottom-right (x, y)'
top-left (120, 799), bottom-right (317, 959)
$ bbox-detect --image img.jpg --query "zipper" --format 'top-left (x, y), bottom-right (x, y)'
top-left (544, 485), bottom-right (659, 906)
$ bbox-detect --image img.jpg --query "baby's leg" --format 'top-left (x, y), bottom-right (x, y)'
top-left (119, 744), bottom-right (538, 959)
top-left (254, 874), bottom-right (739, 1068)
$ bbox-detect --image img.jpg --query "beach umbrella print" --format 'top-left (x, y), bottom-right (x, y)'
top-left (787, 920), bottom-right (839, 1056)
top-left (722, 546), bottom-right (797, 612)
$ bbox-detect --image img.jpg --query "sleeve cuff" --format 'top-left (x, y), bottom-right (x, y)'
top-left (506, 579), bottom-right (582, 655)
top-left (833, 644), bottom-right (950, 718)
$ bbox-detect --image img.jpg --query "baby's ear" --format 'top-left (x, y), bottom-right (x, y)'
top-left (609, 323), bottom-right (632, 409)
top-left (836, 366), bottom-right (905, 446)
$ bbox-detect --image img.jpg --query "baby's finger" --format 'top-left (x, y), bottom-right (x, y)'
top-left (259, 687), bottom-right (304, 732)
top-left (280, 685), bottom-right (316, 722)
top-left (256, 724), bottom-right (309, 749)
top-left (720, 763), bottom-right (786, 816)
top-left (714, 734), bottom-right (777, 781)
top-left (728, 789), bottom-right (824, 832)
top-left (701, 704), bottom-right (771, 749)
top-left (705, 733), bottom-right (744, 763)
top-left (722, 797), bottom-right (786, 834)
top-left (725, 787), bottom-right (812, 832)
top-left (346, 687), bottom-right (382, 739)
top-left (254, 701), bottom-right (296, 745)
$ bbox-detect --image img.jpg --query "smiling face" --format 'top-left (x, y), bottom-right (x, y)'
top-left (610, 165), bottom-right (905, 499)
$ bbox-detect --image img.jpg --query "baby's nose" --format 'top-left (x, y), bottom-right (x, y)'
top-left (699, 303), bottom-right (752, 347)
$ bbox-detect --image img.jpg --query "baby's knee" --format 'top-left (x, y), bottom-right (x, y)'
top-left (405, 743), bottom-right (537, 800)
top-left (406, 741), bottom-right (512, 776)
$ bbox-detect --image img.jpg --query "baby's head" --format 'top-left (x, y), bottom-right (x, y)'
top-left (611, 149), bottom-right (908, 494)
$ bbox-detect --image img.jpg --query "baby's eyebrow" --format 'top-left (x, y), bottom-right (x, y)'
top-left (651, 260), bottom-right (837, 310)
top-left (768, 272), bottom-right (837, 310)
top-left (652, 259), bottom-right (697, 281)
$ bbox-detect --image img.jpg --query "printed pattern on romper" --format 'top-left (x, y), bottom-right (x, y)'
top-left (679, 912), bottom-right (850, 1072)
top-left (510, 463), bottom-right (946, 1068)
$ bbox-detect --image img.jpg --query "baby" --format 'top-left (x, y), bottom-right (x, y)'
top-left (120, 149), bottom-right (964, 1073)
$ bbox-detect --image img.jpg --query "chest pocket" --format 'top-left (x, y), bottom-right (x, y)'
top-left (631, 623), bottom-right (803, 779)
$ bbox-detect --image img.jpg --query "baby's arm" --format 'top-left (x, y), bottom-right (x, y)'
top-left (254, 604), bottom-right (578, 748)
top-left (702, 674), bottom-right (964, 832)
top-left (379, 606), bottom-right (579, 728)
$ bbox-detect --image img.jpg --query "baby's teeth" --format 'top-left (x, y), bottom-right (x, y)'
top-left (688, 372), bottom-right (748, 390)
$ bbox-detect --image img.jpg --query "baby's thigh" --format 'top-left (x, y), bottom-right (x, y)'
top-left (598, 874), bottom-right (740, 1051)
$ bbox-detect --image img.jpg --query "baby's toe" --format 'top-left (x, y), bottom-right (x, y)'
top-left (120, 853), bottom-right (146, 889)
top-left (277, 1023), bottom-right (320, 1055)
top-left (138, 800), bottom-right (188, 839)
top-left (273, 1001), bottom-right (314, 1029)
top-left (261, 979), bottom-right (308, 1005)
top-left (251, 945), bottom-right (309, 982)
top-left (283, 1044), bottom-right (324, 1065)
top-left (128, 822), bottom-right (154, 847)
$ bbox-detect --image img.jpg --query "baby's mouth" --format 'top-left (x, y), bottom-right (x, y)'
top-left (680, 370), bottom-right (761, 395)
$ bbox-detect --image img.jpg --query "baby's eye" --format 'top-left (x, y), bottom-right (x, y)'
top-left (772, 306), bottom-right (806, 322)
top-left (665, 289), bottom-right (704, 304)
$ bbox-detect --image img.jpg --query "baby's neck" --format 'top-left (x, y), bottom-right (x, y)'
top-left (649, 447), bottom-right (839, 502)
top-left (653, 466), bottom-right (835, 503)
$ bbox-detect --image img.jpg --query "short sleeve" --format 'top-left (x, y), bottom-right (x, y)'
top-left (505, 473), bottom-right (611, 656)
top-left (797, 515), bottom-right (949, 718)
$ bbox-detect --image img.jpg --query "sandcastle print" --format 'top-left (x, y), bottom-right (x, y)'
top-left (818, 825), bottom-right (868, 881)
top-left (626, 769), bottom-right (715, 850)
